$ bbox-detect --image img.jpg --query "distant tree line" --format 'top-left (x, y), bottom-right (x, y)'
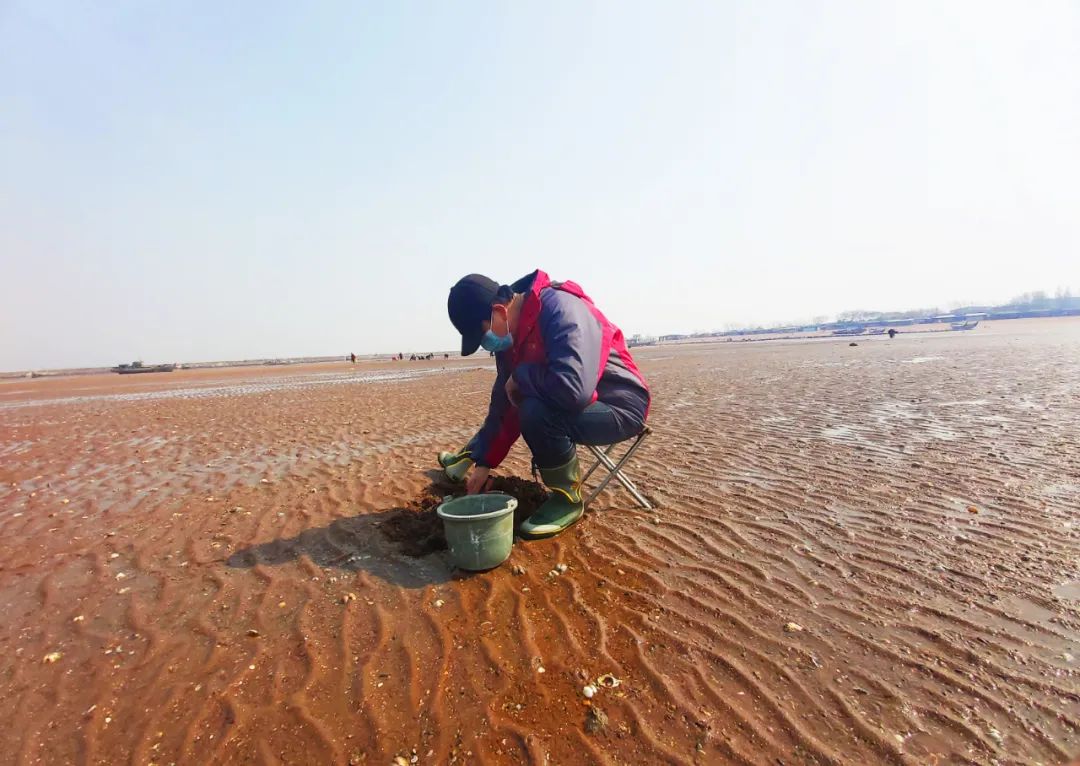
top-left (670, 286), bottom-right (1078, 338)
top-left (834, 307), bottom-right (942, 323)
top-left (1005, 288), bottom-right (1075, 309)
top-left (831, 287), bottom-right (1077, 325)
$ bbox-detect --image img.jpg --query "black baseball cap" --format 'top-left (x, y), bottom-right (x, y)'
top-left (448, 274), bottom-right (499, 356)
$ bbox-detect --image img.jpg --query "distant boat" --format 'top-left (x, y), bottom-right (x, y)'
top-left (950, 320), bottom-right (980, 331)
top-left (832, 327), bottom-right (865, 336)
top-left (112, 360), bottom-right (176, 374)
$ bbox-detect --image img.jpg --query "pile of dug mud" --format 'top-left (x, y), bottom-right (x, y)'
top-left (379, 476), bottom-right (548, 557)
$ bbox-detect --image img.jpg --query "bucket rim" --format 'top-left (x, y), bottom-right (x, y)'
top-left (436, 492), bottom-right (519, 522)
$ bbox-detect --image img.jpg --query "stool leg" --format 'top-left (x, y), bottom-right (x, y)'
top-left (581, 443), bottom-right (616, 485)
top-left (583, 433), bottom-right (652, 510)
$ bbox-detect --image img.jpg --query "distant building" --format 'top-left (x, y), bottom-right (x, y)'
top-left (628, 334), bottom-right (658, 348)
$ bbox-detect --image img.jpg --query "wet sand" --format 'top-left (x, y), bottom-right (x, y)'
top-left (2, 319), bottom-right (1078, 765)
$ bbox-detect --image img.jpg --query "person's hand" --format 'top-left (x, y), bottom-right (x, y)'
top-left (466, 465), bottom-right (491, 495)
top-left (505, 376), bottom-right (521, 407)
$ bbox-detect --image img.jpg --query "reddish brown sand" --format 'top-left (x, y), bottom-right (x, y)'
top-left (379, 477), bottom-right (548, 558)
top-left (1, 319), bottom-right (1079, 765)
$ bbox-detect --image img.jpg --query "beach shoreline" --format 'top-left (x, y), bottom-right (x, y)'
top-left (2, 319), bottom-right (1078, 764)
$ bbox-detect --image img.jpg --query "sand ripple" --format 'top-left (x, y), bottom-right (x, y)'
top-left (1, 327), bottom-right (1079, 765)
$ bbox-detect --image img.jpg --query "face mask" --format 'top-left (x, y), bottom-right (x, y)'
top-left (480, 301), bottom-right (513, 353)
top-left (480, 329), bottom-right (513, 353)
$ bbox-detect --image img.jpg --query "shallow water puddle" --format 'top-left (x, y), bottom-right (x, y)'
top-left (1054, 581), bottom-right (1080, 602)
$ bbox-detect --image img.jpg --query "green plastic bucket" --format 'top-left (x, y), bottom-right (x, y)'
top-left (436, 493), bottom-right (518, 571)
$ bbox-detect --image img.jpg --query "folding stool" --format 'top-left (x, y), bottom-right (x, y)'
top-left (580, 426), bottom-right (652, 509)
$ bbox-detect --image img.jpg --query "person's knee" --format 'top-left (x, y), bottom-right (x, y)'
top-left (518, 396), bottom-right (575, 467)
top-left (517, 396), bottom-right (549, 434)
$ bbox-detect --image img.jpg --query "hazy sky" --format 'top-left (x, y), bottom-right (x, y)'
top-left (3, 1), bottom-right (1078, 370)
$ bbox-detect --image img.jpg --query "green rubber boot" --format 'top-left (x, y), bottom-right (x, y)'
top-left (438, 448), bottom-right (474, 483)
top-left (519, 454), bottom-right (585, 540)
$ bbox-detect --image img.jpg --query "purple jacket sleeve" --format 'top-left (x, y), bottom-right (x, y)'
top-left (467, 352), bottom-right (521, 468)
top-left (513, 288), bottom-right (604, 412)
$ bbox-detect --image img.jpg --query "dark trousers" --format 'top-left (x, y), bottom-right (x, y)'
top-left (518, 397), bottom-right (644, 469)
